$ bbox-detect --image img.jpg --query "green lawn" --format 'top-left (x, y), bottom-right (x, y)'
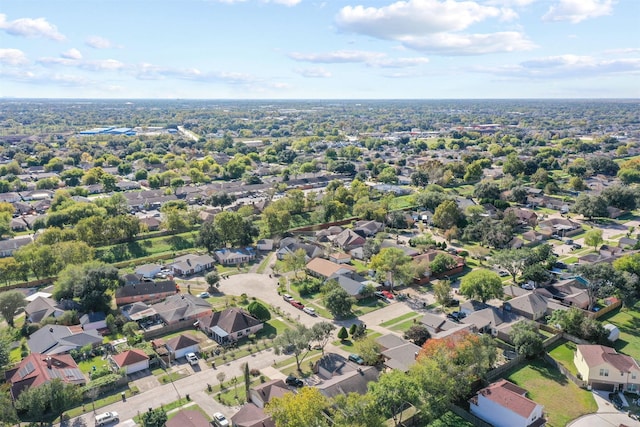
top-left (380, 312), bottom-right (422, 328)
top-left (352, 297), bottom-right (387, 316)
top-left (77, 355), bottom-right (110, 375)
top-left (506, 358), bottom-right (597, 427)
top-left (547, 340), bottom-right (579, 376)
top-left (167, 403), bottom-right (210, 422)
top-left (599, 306), bottom-right (640, 361)
top-left (389, 317), bottom-right (422, 333)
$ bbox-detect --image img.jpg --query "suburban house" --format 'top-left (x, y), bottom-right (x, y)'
top-left (0, 235), bottom-right (34, 258)
top-left (169, 253), bottom-right (215, 276)
top-left (24, 296), bottom-right (66, 324)
top-left (151, 294), bottom-right (212, 326)
top-left (135, 263), bottom-right (163, 278)
top-left (331, 229), bottom-right (366, 251)
top-left (110, 349), bottom-right (150, 375)
top-left (313, 353), bottom-right (380, 399)
top-left (79, 312), bottom-right (108, 332)
top-left (165, 333), bottom-right (200, 359)
top-left (505, 207), bottom-right (538, 227)
top-left (232, 380), bottom-right (283, 427)
top-left (115, 280), bottom-right (178, 306)
top-left (166, 409), bottom-right (212, 427)
top-left (276, 239), bottom-right (323, 261)
top-left (380, 341), bottom-right (422, 373)
top-left (535, 279), bottom-right (589, 310)
top-left (538, 217), bottom-right (581, 237)
top-left (256, 239), bottom-right (274, 251)
top-left (214, 248), bottom-right (255, 265)
top-left (6, 353), bottom-right (86, 400)
top-left (420, 312), bottom-right (471, 339)
top-left (413, 250), bottom-right (465, 284)
top-left (27, 325), bottom-right (103, 355)
top-left (469, 379), bottom-right (546, 427)
top-left (329, 252), bottom-right (352, 264)
top-left (460, 306), bottom-right (525, 342)
top-left (503, 292), bottom-right (548, 321)
top-left (329, 272), bottom-right (380, 299)
top-left (306, 257), bottom-right (356, 280)
top-left (574, 344), bottom-right (640, 392)
top-left (198, 307), bottom-right (263, 344)
top-left (353, 220), bottom-right (384, 237)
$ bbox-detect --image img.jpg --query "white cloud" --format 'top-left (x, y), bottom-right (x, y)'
top-left (61, 48), bottom-right (83, 60)
top-left (486, 0), bottom-right (537, 6)
top-left (0, 14), bottom-right (65, 41)
top-left (475, 54), bottom-right (640, 79)
top-left (294, 67), bottom-right (332, 78)
top-left (336, 0), bottom-right (512, 37)
top-left (216, 0), bottom-right (300, 4)
top-left (85, 35), bottom-right (115, 49)
top-left (543, 0), bottom-right (614, 23)
top-left (79, 59), bottom-right (125, 71)
top-left (0, 48), bottom-right (28, 66)
top-left (132, 63), bottom-right (256, 85)
top-left (400, 31), bottom-right (536, 55)
top-left (288, 50), bottom-right (429, 67)
top-left (335, 0), bottom-right (532, 55)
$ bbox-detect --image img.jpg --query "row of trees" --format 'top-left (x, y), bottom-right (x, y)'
top-left (266, 332), bottom-right (497, 427)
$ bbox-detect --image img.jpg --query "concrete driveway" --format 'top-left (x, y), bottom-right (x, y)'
top-left (568, 390), bottom-right (640, 427)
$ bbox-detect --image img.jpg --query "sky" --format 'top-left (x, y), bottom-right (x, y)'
top-left (0, 0), bottom-right (638, 99)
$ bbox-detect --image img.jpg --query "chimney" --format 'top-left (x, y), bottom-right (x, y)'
top-left (414, 352), bottom-right (418, 360)
top-left (46, 357), bottom-right (52, 369)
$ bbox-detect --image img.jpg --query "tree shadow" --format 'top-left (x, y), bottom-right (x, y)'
top-left (530, 359), bottom-right (568, 385)
top-left (167, 236), bottom-right (193, 251)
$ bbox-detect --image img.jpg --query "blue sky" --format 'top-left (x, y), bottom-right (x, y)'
top-left (0, 0), bottom-right (638, 99)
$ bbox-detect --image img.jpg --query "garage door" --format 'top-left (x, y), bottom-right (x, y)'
top-left (591, 382), bottom-right (615, 392)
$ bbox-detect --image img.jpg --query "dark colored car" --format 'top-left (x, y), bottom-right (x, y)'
top-left (290, 300), bottom-right (304, 309)
top-left (286, 375), bottom-right (304, 387)
top-left (348, 354), bottom-right (365, 365)
top-left (447, 311), bottom-right (466, 322)
top-left (445, 299), bottom-right (460, 307)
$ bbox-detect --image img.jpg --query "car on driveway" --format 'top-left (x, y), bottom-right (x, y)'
top-left (213, 412), bottom-right (230, 427)
top-left (521, 282), bottom-right (535, 290)
top-left (198, 291), bottom-right (210, 298)
top-left (348, 353), bottom-right (365, 365)
top-left (186, 352), bottom-right (199, 365)
top-left (290, 300), bottom-right (304, 309)
top-left (447, 311), bottom-right (466, 322)
top-left (374, 291), bottom-right (390, 303)
top-left (285, 375), bottom-right (304, 387)
top-left (303, 307), bottom-right (316, 316)
top-left (381, 290), bottom-right (394, 299)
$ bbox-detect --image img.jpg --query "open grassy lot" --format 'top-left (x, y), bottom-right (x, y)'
top-left (547, 340), bottom-right (579, 376)
top-left (506, 358), bottom-right (597, 427)
top-left (599, 306), bottom-right (640, 361)
top-left (352, 297), bottom-right (387, 316)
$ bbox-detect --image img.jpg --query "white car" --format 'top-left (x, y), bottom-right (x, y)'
top-left (95, 411), bottom-right (119, 426)
top-left (213, 412), bottom-right (230, 427)
top-left (283, 293), bottom-right (293, 301)
top-left (186, 352), bottom-right (199, 365)
top-left (521, 282), bottom-right (535, 290)
top-left (303, 307), bottom-right (316, 316)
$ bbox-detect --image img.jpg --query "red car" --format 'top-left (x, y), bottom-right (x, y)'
top-left (290, 300), bottom-right (305, 309)
top-left (381, 290), bottom-right (394, 299)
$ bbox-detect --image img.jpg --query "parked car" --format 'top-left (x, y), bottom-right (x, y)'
top-left (285, 375), bottom-right (304, 387)
top-left (348, 354), bottom-right (365, 365)
top-left (303, 307), bottom-right (316, 316)
top-left (554, 261), bottom-right (567, 269)
top-left (572, 243), bottom-right (582, 250)
top-left (498, 270), bottom-right (509, 277)
top-left (447, 311), bottom-right (466, 322)
top-left (186, 352), bottom-right (199, 365)
top-left (445, 299), bottom-right (460, 307)
top-left (95, 412), bottom-right (119, 426)
top-left (290, 300), bottom-right (305, 309)
top-left (198, 291), bottom-right (210, 298)
top-left (381, 290), bottom-right (394, 299)
top-left (521, 282), bottom-right (535, 290)
top-left (282, 293), bottom-right (293, 302)
top-left (608, 392), bottom-right (624, 410)
top-left (374, 291), bottom-right (390, 303)
top-left (213, 412), bottom-right (230, 427)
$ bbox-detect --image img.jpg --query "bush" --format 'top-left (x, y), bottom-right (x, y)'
top-left (337, 327), bottom-right (348, 340)
top-left (349, 324), bottom-right (357, 335)
top-left (250, 368), bottom-right (260, 377)
top-left (247, 301), bottom-right (271, 322)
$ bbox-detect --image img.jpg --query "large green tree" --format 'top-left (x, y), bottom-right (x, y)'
top-left (324, 286), bottom-right (355, 319)
top-left (273, 326), bottom-right (313, 372)
top-left (510, 321), bottom-right (543, 357)
top-left (370, 247), bottom-right (414, 291)
top-left (0, 290), bottom-right (26, 327)
top-left (459, 269), bottom-right (503, 303)
top-left (432, 200), bottom-right (463, 230)
top-left (266, 386), bottom-right (330, 427)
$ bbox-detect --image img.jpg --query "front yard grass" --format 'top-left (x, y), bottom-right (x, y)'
top-left (352, 297), bottom-right (387, 316)
top-left (547, 340), bottom-right (579, 376)
top-left (389, 317), bottom-right (421, 333)
top-left (380, 312), bottom-right (422, 328)
top-left (506, 358), bottom-right (597, 427)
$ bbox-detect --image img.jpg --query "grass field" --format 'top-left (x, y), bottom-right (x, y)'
top-left (599, 306), bottom-right (640, 361)
top-left (547, 340), bottom-right (579, 376)
top-left (380, 312), bottom-right (422, 328)
top-left (506, 358), bottom-right (597, 427)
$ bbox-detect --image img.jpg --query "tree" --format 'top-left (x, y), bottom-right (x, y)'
top-left (266, 386), bottom-right (330, 427)
top-left (310, 322), bottom-right (336, 356)
top-left (521, 264), bottom-right (551, 287)
top-left (548, 308), bottom-right (607, 341)
top-left (492, 248), bottom-right (531, 283)
top-left (575, 263), bottom-right (628, 311)
top-left (428, 253), bottom-right (457, 275)
top-left (433, 279), bottom-right (452, 307)
top-left (510, 321), bottom-right (543, 357)
top-left (353, 337), bottom-right (382, 365)
top-left (273, 326), bottom-right (313, 372)
top-left (247, 301), bottom-right (271, 322)
top-left (205, 271), bottom-right (220, 292)
top-left (243, 362), bottom-right (251, 400)
top-left (369, 370), bottom-right (419, 427)
top-left (432, 200), bottom-right (463, 230)
top-left (196, 220), bottom-right (221, 253)
top-left (0, 392), bottom-right (18, 427)
top-left (0, 291), bottom-right (26, 327)
top-left (332, 393), bottom-right (384, 427)
top-left (324, 287), bottom-right (355, 319)
top-left (370, 247), bottom-right (414, 291)
top-left (283, 248), bottom-right (307, 278)
top-left (459, 269), bottom-right (503, 303)
top-left (585, 229), bottom-right (604, 252)
top-left (48, 378), bottom-right (82, 420)
top-left (404, 324), bottom-right (431, 346)
top-left (573, 194), bottom-right (608, 219)
top-left (141, 407), bottom-right (168, 427)
top-left (337, 326), bottom-right (348, 341)
top-left (15, 382), bottom-right (47, 421)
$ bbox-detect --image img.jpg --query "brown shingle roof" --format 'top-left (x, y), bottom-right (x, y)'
top-left (112, 349), bottom-right (149, 367)
top-left (477, 379), bottom-right (539, 418)
top-left (306, 258), bottom-right (355, 278)
top-left (166, 333), bottom-right (199, 351)
top-left (578, 344), bottom-right (640, 373)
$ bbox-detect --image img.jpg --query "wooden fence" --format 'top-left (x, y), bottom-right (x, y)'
top-left (485, 354), bottom-right (526, 382)
top-left (591, 299), bottom-right (622, 319)
top-left (543, 353), bottom-right (586, 388)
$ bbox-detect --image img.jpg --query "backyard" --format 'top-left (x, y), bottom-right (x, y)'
top-left (547, 340), bottom-right (579, 376)
top-left (599, 306), bottom-right (640, 361)
top-left (506, 358), bottom-right (597, 427)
